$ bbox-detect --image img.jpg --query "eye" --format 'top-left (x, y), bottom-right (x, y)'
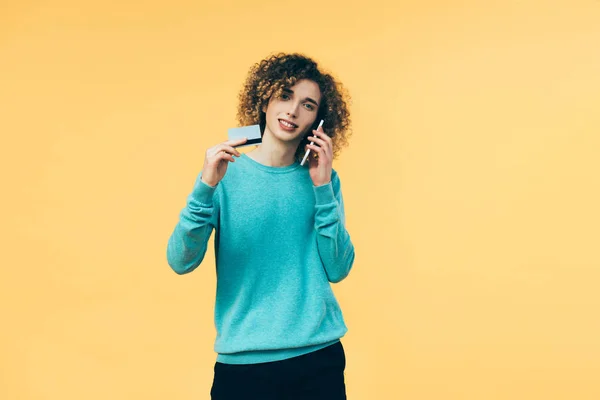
top-left (280, 93), bottom-right (290, 100)
top-left (304, 104), bottom-right (314, 110)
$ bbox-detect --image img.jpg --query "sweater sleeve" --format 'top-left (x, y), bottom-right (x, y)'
top-left (166, 172), bottom-right (219, 275)
top-left (313, 171), bottom-right (356, 283)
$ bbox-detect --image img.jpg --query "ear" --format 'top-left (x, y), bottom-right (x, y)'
top-left (261, 104), bottom-right (267, 113)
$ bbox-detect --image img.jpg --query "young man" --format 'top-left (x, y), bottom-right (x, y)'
top-left (166, 52), bottom-right (355, 399)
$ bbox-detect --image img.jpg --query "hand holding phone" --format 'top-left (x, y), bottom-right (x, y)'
top-left (300, 119), bottom-right (324, 166)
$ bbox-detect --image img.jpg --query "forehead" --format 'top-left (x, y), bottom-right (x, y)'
top-left (286, 79), bottom-right (321, 99)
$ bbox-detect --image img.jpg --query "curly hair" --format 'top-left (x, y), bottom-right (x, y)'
top-left (236, 52), bottom-right (353, 163)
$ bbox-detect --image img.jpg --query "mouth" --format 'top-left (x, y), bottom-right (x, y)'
top-left (278, 119), bottom-right (298, 131)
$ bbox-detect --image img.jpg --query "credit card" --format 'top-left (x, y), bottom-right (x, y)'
top-left (228, 124), bottom-right (262, 148)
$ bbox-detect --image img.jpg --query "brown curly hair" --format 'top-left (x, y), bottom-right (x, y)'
top-left (236, 52), bottom-right (353, 163)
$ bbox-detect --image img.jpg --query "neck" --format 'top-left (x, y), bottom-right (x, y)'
top-left (248, 127), bottom-right (302, 167)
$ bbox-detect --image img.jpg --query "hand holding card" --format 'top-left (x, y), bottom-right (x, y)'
top-left (200, 137), bottom-right (248, 187)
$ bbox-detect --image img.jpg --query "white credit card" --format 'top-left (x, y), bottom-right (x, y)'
top-left (228, 124), bottom-right (262, 148)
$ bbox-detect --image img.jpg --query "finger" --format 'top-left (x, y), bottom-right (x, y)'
top-left (306, 144), bottom-right (326, 157)
top-left (216, 151), bottom-right (235, 162)
top-left (313, 129), bottom-right (332, 143)
top-left (222, 144), bottom-right (242, 156)
top-left (307, 135), bottom-right (326, 147)
top-left (310, 132), bottom-right (332, 156)
top-left (229, 138), bottom-right (249, 149)
top-left (225, 137), bottom-right (248, 146)
top-left (214, 144), bottom-right (242, 157)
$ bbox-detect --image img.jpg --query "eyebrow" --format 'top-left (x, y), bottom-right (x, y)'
top-left (282, 88), bottom-right (319, 107)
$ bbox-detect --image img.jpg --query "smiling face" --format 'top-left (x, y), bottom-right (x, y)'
top-left (262, 79), bottom-right (322, 144)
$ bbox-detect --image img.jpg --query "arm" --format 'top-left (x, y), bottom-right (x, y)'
top-left (313, 172), bottom-right (356, 283)
top-left (166, 172), bottom-right (219, 275)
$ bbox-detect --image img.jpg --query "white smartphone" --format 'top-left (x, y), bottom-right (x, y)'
top-left (300, 119), bottom-right (324, 166)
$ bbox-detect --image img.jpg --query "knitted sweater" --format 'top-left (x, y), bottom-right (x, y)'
top-left (166, 153), bottom-right (355, 364)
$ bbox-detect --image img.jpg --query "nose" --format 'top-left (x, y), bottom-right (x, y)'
top-left (287, 103), bottom-right (299, 117)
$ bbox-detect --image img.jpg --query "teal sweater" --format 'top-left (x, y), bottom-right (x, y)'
top-left (166, 153), bottom-right (355, 364)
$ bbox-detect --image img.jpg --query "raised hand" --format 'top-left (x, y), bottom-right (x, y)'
top-left (200, 137), bottom-right (248, 187)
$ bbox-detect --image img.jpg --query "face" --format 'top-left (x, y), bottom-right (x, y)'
top-left (262, 79), bottom-right (322, 144)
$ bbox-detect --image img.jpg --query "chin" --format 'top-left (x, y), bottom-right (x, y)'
top-left (276, 133), bottom-right (300, 143)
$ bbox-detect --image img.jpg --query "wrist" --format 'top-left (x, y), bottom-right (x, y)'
top-left (201, 176), bottom-right (218, 188)
top-left (313, 180), bottom-right (331, 187)
top-left (313, 180), bottom-right (335, 205)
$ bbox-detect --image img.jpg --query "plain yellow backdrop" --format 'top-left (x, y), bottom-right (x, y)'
top-left (1, 0), bottom-right (599, 399)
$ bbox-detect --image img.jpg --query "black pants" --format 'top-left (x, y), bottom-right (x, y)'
top-left (210, 341), bottom-right (347, 400)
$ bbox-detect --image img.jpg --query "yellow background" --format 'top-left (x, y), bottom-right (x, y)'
top-left (2, 0), bottom-right (599, 399)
